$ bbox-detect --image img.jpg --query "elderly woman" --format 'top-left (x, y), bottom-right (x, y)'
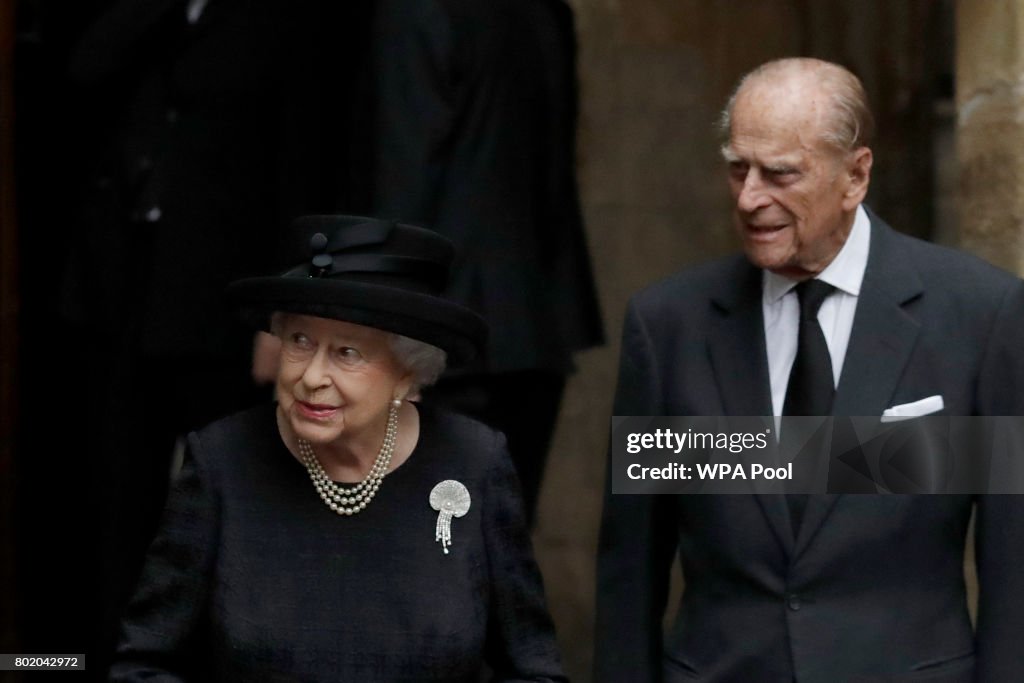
top-left (110, 216), bottom-right (567, 682)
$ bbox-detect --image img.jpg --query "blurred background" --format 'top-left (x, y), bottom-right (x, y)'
top-left (4, 0), bottom-right (1023, 681)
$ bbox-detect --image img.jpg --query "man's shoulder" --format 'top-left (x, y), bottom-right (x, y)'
top-left (879, 224), bottom-right (1021, 297)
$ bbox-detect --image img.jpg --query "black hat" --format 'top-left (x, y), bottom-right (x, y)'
top-left (227, 215), bottom-right (486, 365)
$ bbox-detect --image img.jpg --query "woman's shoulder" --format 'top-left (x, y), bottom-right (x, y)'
top-left (415, 403), bottom-right (510, 470)
top-left (187, 403), bottom-right (279, 459)
top-left (418, 403), bottom-right (505, 445)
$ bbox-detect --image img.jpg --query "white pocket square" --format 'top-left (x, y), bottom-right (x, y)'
top-left (881, 395), bottom-right (944, 422)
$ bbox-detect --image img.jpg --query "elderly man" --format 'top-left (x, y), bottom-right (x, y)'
top-left (596, 58), bottom-right (1024, 683)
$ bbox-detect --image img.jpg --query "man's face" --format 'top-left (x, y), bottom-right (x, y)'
top-left (723, 84), bottom-right (868, 280)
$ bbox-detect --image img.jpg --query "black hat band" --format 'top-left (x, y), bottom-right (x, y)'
top-left (284, 254), bottom-right (448, 294)
top-left (316, 220), bottom-right (395, 252)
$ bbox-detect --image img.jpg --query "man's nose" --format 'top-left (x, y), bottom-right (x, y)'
top-left (736, 170), bottom-right (770, 213)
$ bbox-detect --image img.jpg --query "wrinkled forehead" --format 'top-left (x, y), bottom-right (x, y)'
top-left (726, 80), bottom-right (833, 160)
top-left (735, 73), bottom-right (830, 130)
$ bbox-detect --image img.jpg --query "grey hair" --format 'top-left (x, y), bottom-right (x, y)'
top-left (387, 333), bottom-right (447, 393)
top-left (717, 58), bottom-right (875, 154)
top-left (268, 311), bottom-right (447, 393)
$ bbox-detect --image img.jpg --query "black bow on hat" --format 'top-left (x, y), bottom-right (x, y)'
top-left (227, 215), bottom-right (486, 365)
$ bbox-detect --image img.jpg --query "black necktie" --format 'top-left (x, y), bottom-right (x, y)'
top-left (782, 279), bottom-right (835, 533)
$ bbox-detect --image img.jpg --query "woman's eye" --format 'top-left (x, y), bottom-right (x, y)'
top-left (283, 332), bottom-right (315, 355)
top-left (335, 346), bottom-right (363, 363)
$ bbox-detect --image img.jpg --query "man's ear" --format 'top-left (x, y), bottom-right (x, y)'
top-left (842, 146), bottom-right (873, 210)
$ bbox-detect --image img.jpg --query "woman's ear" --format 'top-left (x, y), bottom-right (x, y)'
top-left (393, 371), bottom-right (416, 403)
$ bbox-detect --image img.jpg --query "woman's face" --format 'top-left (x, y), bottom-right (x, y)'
top-left (275, 314), bottom-right (413, 445)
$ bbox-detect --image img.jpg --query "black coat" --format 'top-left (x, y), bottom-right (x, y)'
top-left (369, 0), bottom-right (604, 373)
top-left (595, 214), bottom-right (1024, 682)
top-left (111, 404), bottom-right (566, 681)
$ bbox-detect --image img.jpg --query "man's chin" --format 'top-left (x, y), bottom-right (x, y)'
top-left (742, 246), bottom-right (791, 273)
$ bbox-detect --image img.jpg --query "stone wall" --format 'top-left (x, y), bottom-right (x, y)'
top-left (957, 0), bottom-right (1024, 275)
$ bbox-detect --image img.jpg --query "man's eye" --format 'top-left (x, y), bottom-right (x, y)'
top-left (728, 162), bottom-right (748, 179)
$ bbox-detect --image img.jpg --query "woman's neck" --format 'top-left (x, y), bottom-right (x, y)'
top-left (277, 401), bottom-right (421, 483)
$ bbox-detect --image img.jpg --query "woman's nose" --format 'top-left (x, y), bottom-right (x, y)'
top-left (300, 348), bottom-right (333, 388)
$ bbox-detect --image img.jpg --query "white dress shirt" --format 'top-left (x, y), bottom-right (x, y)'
top-left (763, 204), bottom-right (871, 418)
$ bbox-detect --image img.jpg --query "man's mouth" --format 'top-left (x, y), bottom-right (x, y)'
top-left (745, 223), bottom-right (788, 240)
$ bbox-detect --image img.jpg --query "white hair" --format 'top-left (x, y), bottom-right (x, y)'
top-left (269, 311), bottom-right (446, 392)
top-left (387, 333), bottom-right (447, 393)
top-left (717, 58), bottom-right (875, 154)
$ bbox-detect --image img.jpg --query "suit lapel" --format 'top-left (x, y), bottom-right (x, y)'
top-left (707, 260), bottom-right (794, 552)
top-left (795, 213), bottom-right (924, 553)
top-left (792, 494), bottom-right (840, 557)
top-left (832, 213), bottom-right (924, 416)
top-left (705, 217), bottom-right (924, 555)
top-left (708, 258), bottom-right (773, 416)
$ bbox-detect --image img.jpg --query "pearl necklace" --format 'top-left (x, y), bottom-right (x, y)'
top-left (297, 398), bottom-right (401, 515)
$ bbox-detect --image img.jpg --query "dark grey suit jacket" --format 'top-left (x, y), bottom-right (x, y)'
top-left (596, 213), bottom-right (1024, 682)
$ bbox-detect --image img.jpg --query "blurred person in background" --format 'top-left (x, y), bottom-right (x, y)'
top-left (368, 0), bottom-right (604, 526)
top-left (60, 0), bottom-right (370, 675)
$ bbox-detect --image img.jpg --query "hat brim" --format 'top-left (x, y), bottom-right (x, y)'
top-left (227, 277), bottom-right (486, 367)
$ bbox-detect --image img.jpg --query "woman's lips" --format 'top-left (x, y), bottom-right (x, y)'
top-left (296, 401), bottom-right (339, 420)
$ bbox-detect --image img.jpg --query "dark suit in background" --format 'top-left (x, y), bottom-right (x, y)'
top-left (368, 0), bottom-right (604, 524)
top-left (62, 0), bottom-right (370, 675)
top-left (595, 59), bottom-right (1024, 682)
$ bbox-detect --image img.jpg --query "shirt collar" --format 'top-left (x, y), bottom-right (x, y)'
top-left (762, 204), bottom-right (871, 304)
